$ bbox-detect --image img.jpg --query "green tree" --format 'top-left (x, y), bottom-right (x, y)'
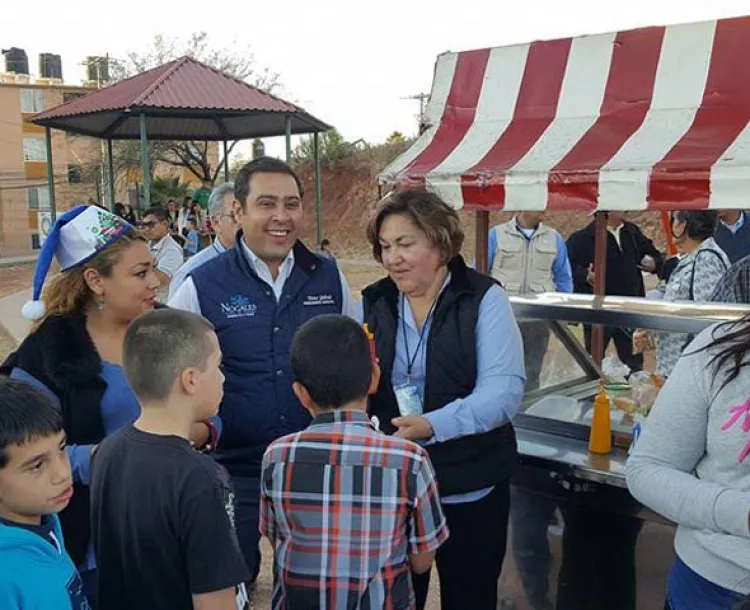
top-left (293, 129), bottom-right (356, 168)
top-left (386, 131), bottom-right (406, 145)
top-left (150, 177), bottom-right (191, 203)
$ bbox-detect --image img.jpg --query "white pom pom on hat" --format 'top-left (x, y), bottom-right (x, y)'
top-left (21, 299), bottom-right (47, 321)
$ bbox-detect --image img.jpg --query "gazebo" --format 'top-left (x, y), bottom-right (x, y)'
top-left (30, 56), bottom-right (331, 243)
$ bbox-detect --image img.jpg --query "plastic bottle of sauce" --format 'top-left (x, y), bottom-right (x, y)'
top-left (589, 380), bottom-right (612, 455)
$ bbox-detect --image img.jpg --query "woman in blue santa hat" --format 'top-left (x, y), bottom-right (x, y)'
top-left (0, 205), bottom-right (220, 607)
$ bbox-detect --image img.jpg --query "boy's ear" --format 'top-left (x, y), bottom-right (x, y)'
top-left (292, 381), bottom-right (316, 416)
top-left (368, 361), bottom-right (381, 396)
top-left (179, 367), bottom-right (198, 397)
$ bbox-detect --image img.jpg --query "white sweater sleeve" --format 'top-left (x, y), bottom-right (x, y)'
top-left (626, 340), bottom-right (750, 539)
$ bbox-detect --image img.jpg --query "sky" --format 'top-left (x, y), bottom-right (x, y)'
top-left (4, 0), bottom-right (750, 160)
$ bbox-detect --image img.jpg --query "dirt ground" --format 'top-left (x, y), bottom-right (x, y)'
top-left (0, 263), bottom-right (34, 299)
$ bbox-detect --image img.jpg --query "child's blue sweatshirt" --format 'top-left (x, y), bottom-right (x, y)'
top-left (0, 514), bottom-right (89, 609)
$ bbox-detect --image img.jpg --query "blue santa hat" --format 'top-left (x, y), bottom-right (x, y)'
top-left (22, 205), bottom-right (133, 321)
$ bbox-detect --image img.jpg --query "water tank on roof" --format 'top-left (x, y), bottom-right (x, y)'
top-left (2, 48), bottom-right (29, 75)
top-left (39, 53), bottom-right (62, 80)
top-left (86, 56), bottom-right (109, 83)
top-left (252, 138), bottom-right (265, 159)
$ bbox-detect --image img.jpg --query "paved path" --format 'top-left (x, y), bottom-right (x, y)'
top-left (0, 254), bottom-right (37, 268)
top-left (0, 288), bottom-right (32, 343)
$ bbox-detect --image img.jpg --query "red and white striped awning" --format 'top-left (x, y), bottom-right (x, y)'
top-left (379, 16), bottom-right (750, 212)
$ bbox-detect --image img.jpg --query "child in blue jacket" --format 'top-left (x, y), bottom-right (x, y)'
top-left (0, 378), bottom-right (89, 609)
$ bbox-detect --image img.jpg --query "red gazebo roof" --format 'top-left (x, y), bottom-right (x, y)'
top-left (31, 56), bottom-right (330, 140)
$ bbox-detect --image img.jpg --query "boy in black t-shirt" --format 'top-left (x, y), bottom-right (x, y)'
top-left (0, 378), bottom-right (89, 609)
top-left (90, 309), bottom-right (249, 610)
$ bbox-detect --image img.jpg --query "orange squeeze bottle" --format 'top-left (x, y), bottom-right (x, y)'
top-left (589, 380), bottom-right (612, 455)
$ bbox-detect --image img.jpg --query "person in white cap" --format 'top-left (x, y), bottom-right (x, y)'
top-left (0, 205), bottom-right (219, 607)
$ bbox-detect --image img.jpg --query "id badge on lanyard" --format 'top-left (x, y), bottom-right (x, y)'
top-left (394, 294), bottom-right (436, 417)
top-left (395, 383), bottom-right (423, 416)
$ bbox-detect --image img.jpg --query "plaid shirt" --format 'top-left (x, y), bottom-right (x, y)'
top-left (260, 409), bottom-right (448, 610)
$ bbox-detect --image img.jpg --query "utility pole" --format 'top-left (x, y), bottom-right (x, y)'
top-left (402, 93), bottom-right (430, 134)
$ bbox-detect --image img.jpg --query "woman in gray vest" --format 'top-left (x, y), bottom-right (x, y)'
top-left (634, 211), bottom-right (730, 377)
top-left (357, 190), bottom-right (526, 610)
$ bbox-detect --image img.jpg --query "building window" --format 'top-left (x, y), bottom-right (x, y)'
top-left (63, 91), bottom-right (85, 104)
top-left (31, 234), bottom-right (41, 250)
top-left (68, 165), bottom-right (82, 184)
top-left (23, 138), bottom-right (47, 162)
top-left (27, 186), bottom-right (51, 211)
top-left (20, 89), bottom-right (46, 113)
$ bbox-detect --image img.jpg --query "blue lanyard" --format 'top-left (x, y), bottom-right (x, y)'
top-left (401, 294), bottom-right (439, 381)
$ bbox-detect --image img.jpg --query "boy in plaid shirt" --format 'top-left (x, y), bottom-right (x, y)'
top-left (260, 315), bottom-right (448, 610)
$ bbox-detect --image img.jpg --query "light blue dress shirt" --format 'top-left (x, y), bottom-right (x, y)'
top-left (721, 212), bottom-right (746, 234)
top-left (356, 279), bottom-right (526, 504)
top-left (487, 223), bottom-right (574, 293)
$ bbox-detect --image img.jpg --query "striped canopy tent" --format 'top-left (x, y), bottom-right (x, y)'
top-left (380, 15), bottom-right (750, 363)
top-left (380, 16), bottom-right (750, 214)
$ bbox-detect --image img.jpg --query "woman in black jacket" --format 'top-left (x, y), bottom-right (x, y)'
top-left (357, 190), bottom-right (526, 610)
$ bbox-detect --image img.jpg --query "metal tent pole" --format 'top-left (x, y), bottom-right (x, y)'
top-left (44, 127), bottom-right (57, 222)
top-left (223, 139), bottom-right (230, 181)
top-left (107, 139), bottom-right (115, 210)
top-left (475, 211), bottom-right (490, 273)
top-left (313, 131), bottom-right (323, 246)
top-left (591, 211), bottom-right (608, 366)
top-left (139, 113), bottom-right (150, 206)
top-left (285, 116), bottom-right (292, 164)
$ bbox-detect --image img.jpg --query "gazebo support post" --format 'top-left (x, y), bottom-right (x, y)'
top-left (44, 127), bottom-right (57, 222)
top-left (285, 115), bottom-right (292, 164)
top-left (107, 139), bottom-right (115, 211)
top-left (475, 211), bottom-right (490, 273)
top-left (223, 139), bottom-right (230, 181)
top-left (591, 211), bottom-right (608, 366)
top-left (139, 113), bottom-right (151, 207)
top-left (313, 131), bottom-right (323, 247)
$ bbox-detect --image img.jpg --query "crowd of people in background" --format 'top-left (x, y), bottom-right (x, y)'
top-left (1, 157), bottom-right (749, 610)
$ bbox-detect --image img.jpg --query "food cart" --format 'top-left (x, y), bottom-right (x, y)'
top-left (378, 14), bottom-right (750, 608)
top-left (509, 294), bottom-right (749, 513)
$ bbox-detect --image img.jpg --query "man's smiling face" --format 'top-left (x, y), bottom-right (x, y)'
top-left (235, 171), bottom-right (302, 266)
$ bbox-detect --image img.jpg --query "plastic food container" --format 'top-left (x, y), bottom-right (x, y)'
top-left (526, 395), bottom-right (581, 422)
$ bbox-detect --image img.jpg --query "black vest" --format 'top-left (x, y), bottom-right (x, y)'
top-left (362, 256), bottom-right (517, 496)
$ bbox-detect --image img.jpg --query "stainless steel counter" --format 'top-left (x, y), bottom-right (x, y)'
top-left (517, 427), bottom-right (628, 488)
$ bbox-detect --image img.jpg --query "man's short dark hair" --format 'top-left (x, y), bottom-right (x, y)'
top-left (291, 315), bottom-right (372, 409)
top-left (0, 379), bottom-right (63, 469)
top-left (143, 205), bottom-right (168, 223)
top-left (234, 156), bottom-right (304, 210)
top-left (320, 239), bottom-right (331, 248)
top-left (124, 309), bottom-right (216, 403)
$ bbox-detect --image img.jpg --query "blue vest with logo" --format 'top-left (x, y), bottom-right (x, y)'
top-left (190, 240), bottom-right (343, 477)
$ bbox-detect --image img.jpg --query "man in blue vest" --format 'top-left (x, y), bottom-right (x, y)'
top-left (169, 157), bottom-right (353, 589)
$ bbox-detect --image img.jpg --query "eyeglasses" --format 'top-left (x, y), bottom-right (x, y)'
top-left (141, 220), bottom-right (160, 228)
